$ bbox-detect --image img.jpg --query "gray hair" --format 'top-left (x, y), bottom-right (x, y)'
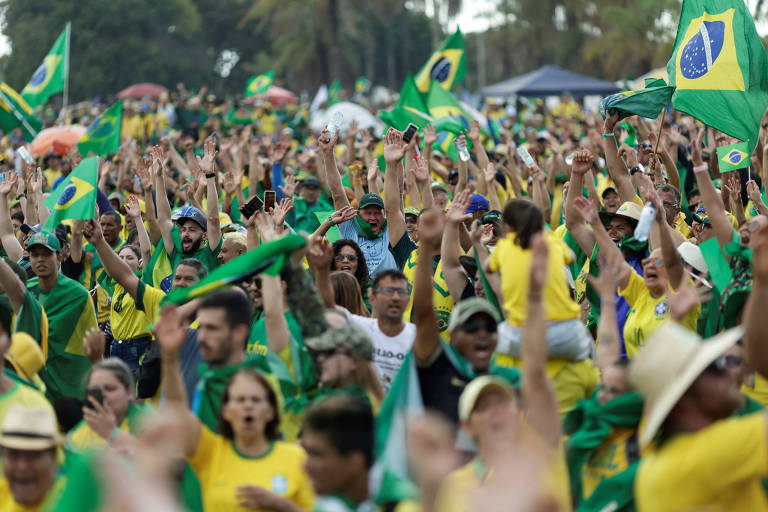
top-left (86, 357), bottom-right (135, 393)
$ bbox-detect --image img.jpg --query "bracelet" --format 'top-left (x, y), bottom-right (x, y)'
top-left (629, 166), bottom-right (642, 176)
top-left (205, 172), bottom-right (215, 179)
top-left (693, 164), bottom-right (708, 174)
top-left (327, 215), bottom-right (335, 226)
top-left (107, 427), bottom-right (120, 445)
top-left (601, 133), bottom-right (615, 139)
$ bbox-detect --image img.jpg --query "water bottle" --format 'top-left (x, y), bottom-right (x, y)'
top-left (516, 146), bottom-right (536, 168)
top-left (327, 111), bottom-right (344, 138)
top-left (634, 202), bottom-right (656, 242)
top-left (456, 139), bottom-right (471, 162)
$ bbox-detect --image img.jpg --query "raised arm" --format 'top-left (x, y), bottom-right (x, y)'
top-left (455, 135), bottom-right (469, 194)
top-left (690, 127), bottom-right (735, 248)
top-left (468, 121), bottom-right (490, 195)
top-left (82, 214), bottom-right (141, 301)
top-left (0, 172), bottom-right (22, 262)
top-left (586, 262), bottom-right (622, 371)
top-left (746, 224), bottom-right (768, 377)
top-left (261, 274), bottom-right (291, 355)
top-left (0, 256), bottom-right (25, 312)
top-left (311, 206), bottom-right (357, 240)
top-left (602, 112), bottom-right (637, 204)
top-left (196, 138), bottom-right (222, 250)
top-left (412, 209), bottom-right (444, 363)
top-left (442, 190), bottom-right (473, 302)
top-left (522, 234), bottom-right (560, 445)
top-left (306, 236), bottom-right (336, 310)
top-left (649, 191), bottom-right (685, 289)
top-left (318, 129), bottom-right (348, 210)
top-left (383, 128), bottom-right (408, 247)
top-left (153, 147), bottom-right (175, 256)
top-left (564, 149), bottom-right (597, 256)
top-left (125, 195), bottom-right (152, 265)
top-left (155, 306), bottom-right (200, 458)
top-left (482, 163), bottom-right (503, 212)
top-left (136, 152), bottom-right (161, 245)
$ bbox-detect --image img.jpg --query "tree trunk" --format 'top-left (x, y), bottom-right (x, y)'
top-left (328, 0), bottom-right (341, 81)
top-left (362, 0), bottom-right (375, 81)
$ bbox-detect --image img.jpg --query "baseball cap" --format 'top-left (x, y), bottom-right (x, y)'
top-left (601, 186), bottom-right (618, 199)
top-left (27, 232), bottom-right (61, 252)
top-left (19, 224), bottom-right (42, 235)
top-left (404, 206), bottom-right (419, 218)
top-left (448, 297), bottom-right (501, 332)
top-left (458, 375), bottom-right (515, 421)
top-left (108, 192), bottom-right (126, 206)
top-left (0, 405), bottom-right (61, 450)
top-left (358, 193), bottom-right (384, 210)
top-left (431, 182), bottom-right (450, 194)
top-left (175, 206), bottom-right (207, 231)
top-left (466, 194), bottom-right (490, 215)
top-left (301, 176), bottom-right (322, 188)
top-left (305, 325), bottom-right (374, 360)
top-left (480, 210), bottom-right (502, 225)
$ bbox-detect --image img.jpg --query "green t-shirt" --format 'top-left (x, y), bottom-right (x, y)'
top-left (291, 194), bottom-right (333, 234)
top-left (170, 225), bottom-right (222, 275)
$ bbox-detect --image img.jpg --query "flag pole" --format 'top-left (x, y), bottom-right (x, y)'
top-left (0, 88), bottom-right (38, 139)
top-left (653, 107), bottom-right (667, 157)
top-left (59, 22), bottom-right (71, 124)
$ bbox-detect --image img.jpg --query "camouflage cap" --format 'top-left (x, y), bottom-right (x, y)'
top-left (305, 325), bottom-right (374, 360)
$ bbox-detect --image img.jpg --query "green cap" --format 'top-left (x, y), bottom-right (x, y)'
top-left (358, 193), bottom-right (384, 210)
top-left (448, 297), bottom-right (501, 332)
top-left (404, 206), bottom-right (419, 217)
top-left (305, 325), bottom-right (374, 360)
top-left (27, 232), bottom-right (60, 252)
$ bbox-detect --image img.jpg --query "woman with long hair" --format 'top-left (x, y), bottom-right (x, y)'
top-left (330, 271), bottom-right (369, 317)
top-left (155, 307), bottom-right (315, 512)
top-left (331, 239), bottom-right (371, 310)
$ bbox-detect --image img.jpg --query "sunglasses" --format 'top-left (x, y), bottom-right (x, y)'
top-left (374, 286), bottom-right (410, 297)
top-left (460, 318), bottom-right (497, 333)
top-left (642, 257), bottom-right (664, 268)
top-left (334, 254), bottom-right (358, 262)
top-left (640, 142), bottom-right (653, 149)
top-left (706, 354), bottom-right (744, 374)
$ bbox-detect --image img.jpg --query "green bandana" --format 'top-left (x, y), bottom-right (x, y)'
top-left (354, 215), bottom-right (387, 240)
top-left (618, 234), bottom-right (648, 255)
top-left (564, 390), bottom-right (644, 508)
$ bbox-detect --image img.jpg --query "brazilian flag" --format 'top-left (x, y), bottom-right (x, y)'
top-left (380, 75), bottom-right (434, 131)
top-left (244, 71), bottom-right (274, 98)
top-left (0, 82), bottom-right (42, 142)
top-left (43, 157), bottom-right (98, 231)
top-left (415, 28), bottom-right (466, 93)
top-left (599, 78), bottom-right (674, 121)
top-left (425, 79), bottom-right (473, 125)
top-left (164, 234), bottom-right (306, 304)
top-left (716, 141), bottom-right (750, 171)
top-left (327, 79), bottom-right (342, 107)
top-left (667, 0), bottom-right (768, 153)
top-left (77, 100), bottom-right (122, 156)
top-left (21, 24), bottom-right (69, 108)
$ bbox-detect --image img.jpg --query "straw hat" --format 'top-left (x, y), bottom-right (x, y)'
top-left (458, 375), bottom-right (515, 422)
top-left (628, 322), bottom-right (743, 447)
top-left (598, 201), bottom-right (643, 228)
top-left (0, 405), bottom-right (61, 450)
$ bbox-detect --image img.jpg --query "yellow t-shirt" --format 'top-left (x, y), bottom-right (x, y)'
top-left (0, 477), bottom-right (64, 512)
top-left (434, 430), bottom-right (571, 512)
top-left (618, 271), bottom-right (700, 359)
top-left (635, 413), bottom-right (768, 512)
top-left (188, 424), bottom-right (315, 512)
top-left (109, 280), bottom-right (165, 341)
top-left (489, 232), bottom-right (580, 327)
top-left (67, 403), bottom-right (153, 452)
top-left (581, 427), bottom-right (638, 498)
top-left (673, 212), bottom-right (691, 239)
top-left (743, 372), bottom-right (768, 407)
top-left (402, 249), bottom-right (454, 342)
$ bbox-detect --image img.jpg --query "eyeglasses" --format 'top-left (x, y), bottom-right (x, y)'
top-left (662, 202), bottom-right (679, 209)
top-left (640, 142), bottom-right (653, 149)
top-left (642, 257), bottom-right (664, 268)
top-left (374, 286), bottom-right (410, 297)
top-left (706, 354), bottom-right (743, 374)
top-left (334, 254), bottom-right (358, 262)
top-left (460, 318), bottom-right (497, 333)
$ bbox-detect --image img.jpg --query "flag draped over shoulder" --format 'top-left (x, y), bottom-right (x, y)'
top-left (43, 157), bottom-right (98, 231)
top-left (244, 71), bottom-right (275, 97)
top-left (163, 234), bottom-right (306, 304)
top-left (666, 0), bottom-right (768, 153)
top-left (0, 82), bottom-right (41, 141)
top-left (716, 141), bottom-right (750, 171)
top-left (22, 24), bottom-right (69, 108)
top-left (77, 100), bottom-right (123, 156)
top-left (599, 78), bottom-right (674, 121)
top-left (415, 28), bottom-right (466, 93)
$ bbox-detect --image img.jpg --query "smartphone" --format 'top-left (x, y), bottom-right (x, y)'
top-left (264, 190), bottom-right (276, 212)
top-left (239, 194), bottom-right (264, 219)
top-left (402, 123), bottom-right (419, 144)
top-left (85, 387), bottom-right (104, 410)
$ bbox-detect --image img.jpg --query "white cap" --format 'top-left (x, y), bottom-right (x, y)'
top-left (677, 242), bottom-right (708, 274)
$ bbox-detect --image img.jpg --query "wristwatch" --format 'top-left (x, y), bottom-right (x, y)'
top-left (629, 165), bottom-right (644, 176)
top-left (205, 172), bottom-right (216, 179)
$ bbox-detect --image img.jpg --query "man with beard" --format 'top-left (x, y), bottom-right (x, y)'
top-left (154, 141), bottom-right (222, 281)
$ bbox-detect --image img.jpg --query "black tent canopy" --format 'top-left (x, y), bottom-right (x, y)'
top-left (481, 65), bottom-right (619, 98)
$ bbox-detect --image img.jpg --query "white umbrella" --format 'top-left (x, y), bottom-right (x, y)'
top-left (310, 101), bottom-right (385, 134)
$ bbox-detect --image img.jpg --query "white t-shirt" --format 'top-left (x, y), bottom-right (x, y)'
top-left (343, 310), bottom-right (415, 392)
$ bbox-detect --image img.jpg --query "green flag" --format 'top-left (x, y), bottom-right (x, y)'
top-left (244, 71), bottom-right (275, 97)
top-left (415, 28), bottom-right (466, 93)
top-left (328, 79), bottom-right (342, 106)
top-left (21, 24), bottom-right (69, 108)
top-left (425, 79), bottom-right (472, 123)
top-left (599, 81), bottom-right (674, 121)
top-left (43, 157), bottom-right (98, 231)
top-left (77, 100), bottom-right (123, 156)
top-left (355, 76), bottom-right (371, 94)
top-left (666, 0), bottom-right (768, 153)
top-left (716, 141), bottom-right (750, 171)
top-left (0, 82), bottom-right (41, 141)
top-left (380, 75), bottom-right (434, 131)
top-left (164, 234), bottom-right (306, 304)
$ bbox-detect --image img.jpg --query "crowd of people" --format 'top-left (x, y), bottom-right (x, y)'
top-left (0, 77), bottom-right (767, 512)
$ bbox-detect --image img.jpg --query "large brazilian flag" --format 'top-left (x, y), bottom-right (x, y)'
top-left (78, 100), bottom-right (123, 156)
top-left (43, 157), bottom-right (99, 231)
top-left (21, 24), bottom-right (69, 108)
top-left (667, 0), bottom-right (768, 153)
top-left (414, 28), bottom-right (466, 93)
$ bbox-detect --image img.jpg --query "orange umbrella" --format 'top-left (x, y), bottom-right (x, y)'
top-left (30, 125), bottom-right (87, 157)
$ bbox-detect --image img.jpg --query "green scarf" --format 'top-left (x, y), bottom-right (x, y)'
top-left (563, 390), bottom-right (644, 509)
top-left (354, 215), bottom-right (387, 240)
top-left (617, 234), bottom-right (648, 255)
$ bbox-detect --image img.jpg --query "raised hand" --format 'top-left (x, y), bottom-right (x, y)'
top-left (412, 155), bottom-right (430, 185)
top-left (668, 278), bottom-right (711, 323)
top-left (82, 208), bottom-right (104, 243)
top-left (361, 128), bottom-right (375, 150)
top-left (747, 180), bottom-right (763, 204)
top-left (269, 141), bottom-right (288, 163)
top-left (306, 235), bottom-right (334, 268)
top-left (418, 208), bottom-right (445, 251)
top-left (468, 120), bottom-right (481, 143)
top-left (383, 127), bottom-right (407, 163)
top-left (586, 258), bottom-right (620, 299)
top-left (222, 168), bottom-right (242, 196)
top-left (483, 162), bottom-right (497, 185)
top-left (83, 327), bottom-right (105, 365)
top-left (317, 128), bottom-right (338, 153)
top-left (603, 111), bottom-right (619, 134)
top-left (277, 173), bottom-right (297, 198)
top-left (125, 194), bottom-right (142, 219)
top-left (722, 174), bottom-right (742, 202)
top-left (446, 189), bottom-right (473, 224)
top-left (423, 123), bottom-right (438, 146)
top-left (330, 205), bottom-right (358, 226)
top-left (0, 171), bottom-right (18, 196)
top-left (571, 148), bottom-right (594, 176)
top-left (572, 195), bottom-right (599, 225)
top-left (136, 157), bottom-right (153, 191)
top-left (153, 305), bottom-right (189, 356)
top-left (271, 197), bottom-right (294, 228)
top-left (691, 127), bottom-right (705, 167)
top-left (253, 211), bottom-right (278, 243)
top-left (196, 137), bottom-right (218, 174)
top-left (618, 144), bottom-right (639, 169)
top-left (367, 160), bottom-right (380, 182)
